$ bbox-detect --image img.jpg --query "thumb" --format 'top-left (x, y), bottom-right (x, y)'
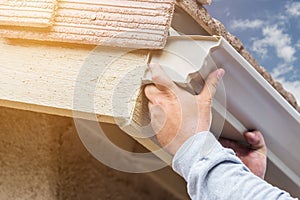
top-left (198, 68), bottom-right (225, 103)
top-left (195, 68), bottom-right (224, 132)
top-left (149, 63), bottom-right (177, 91)
top-left (244, 131), bottom-right (266, 151)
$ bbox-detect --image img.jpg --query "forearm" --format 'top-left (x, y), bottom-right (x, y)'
top-left (172, 132), bottom-right (296, 200)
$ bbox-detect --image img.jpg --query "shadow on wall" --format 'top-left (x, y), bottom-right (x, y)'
top-left (0, 107), bottom-right (178, 200)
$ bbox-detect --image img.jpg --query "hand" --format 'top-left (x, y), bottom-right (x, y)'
top-left (219, 131), bottom-right (267, 179)
top-left (144, 63), bottom-right (224, 155)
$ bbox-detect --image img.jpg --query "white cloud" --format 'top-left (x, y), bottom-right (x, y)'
top-left (224, 8), bottom-right (231, 17)
top-left (275, 78), bottom-right (300, 104)
top-left (271, 65), bottom-right (299, 104)
top-left (296, 40), bottom-right (300, 49)
top-left (252, 25), bottom-right (296, 63)
top-left (285, 2), bottom-right (300, 17)
top-left (271, 65), bottom-right (294, 78)
top-left (227, 2), bottom-right (300, 104)
top-left (230, 19), bottom-right (264, 31)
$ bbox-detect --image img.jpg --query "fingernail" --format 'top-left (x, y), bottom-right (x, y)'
top-left (246, 132), bottom-right (259, 144)
top-left (217, 69), bottom-right (225, 79)
top-left (149, 62), bottom-right (158, 69)
top-left (247, 131), bottom-right (256, 138)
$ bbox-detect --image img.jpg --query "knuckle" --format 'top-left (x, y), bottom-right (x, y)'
top-left (152, 75), bottom-right (174, 88)
top-left (198, 95), bottom-right (213, 106)
top-left (208, 81), bottom-right (218, 91)
top-left (151, 73), bottom-right (161, 83)
top-left (165, 89), bottom-right (176, 98)
top-left (144, 85), bottom-right (156, 97)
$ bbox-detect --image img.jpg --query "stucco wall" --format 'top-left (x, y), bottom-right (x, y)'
top-left (0, 107), bottom-right (178, 200)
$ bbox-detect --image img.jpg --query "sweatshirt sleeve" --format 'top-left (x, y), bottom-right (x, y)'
top-left (172, 131), bottom-right (297, 200)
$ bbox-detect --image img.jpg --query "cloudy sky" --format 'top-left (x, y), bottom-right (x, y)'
top-left (206, 0), bottom-right (300, 104)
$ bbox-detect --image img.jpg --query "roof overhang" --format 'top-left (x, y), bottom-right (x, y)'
top-left (143, 35), bottom-right (300, 189)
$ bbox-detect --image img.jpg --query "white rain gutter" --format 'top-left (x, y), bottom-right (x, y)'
top-left (144, 35), bottom-right (300, 187)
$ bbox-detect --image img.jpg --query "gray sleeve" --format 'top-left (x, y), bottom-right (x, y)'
top-left (172, 131), bottom-right (296, 200)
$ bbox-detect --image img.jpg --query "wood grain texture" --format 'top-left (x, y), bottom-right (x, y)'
top-left (0, 37), bottom-right (174, 166)
top-left (0, 38), bottom-right (147, 122)
top-left (0, 0), bottom-right (175, 49)
top-left (0, 0), bottom-right (57, 27)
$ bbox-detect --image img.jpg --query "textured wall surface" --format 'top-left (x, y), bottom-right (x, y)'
top-left (0, 0), bottom-right (175, 49)
top-left (0, 107), bottom-right (178, 200)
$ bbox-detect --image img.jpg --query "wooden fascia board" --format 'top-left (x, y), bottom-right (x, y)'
top-left (0, 37), bottom-right (174, 173)
top-left (0, 38), bottom-right (147, 123)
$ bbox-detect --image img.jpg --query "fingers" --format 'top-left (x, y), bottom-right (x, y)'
top-left (148, 103), bottom-right (166, 134)
top-left (195, 69), bottom-right (224, 127)
top-left (144, 84), bottom-right (159, 103)
top-left (149, 63), bottom-right (177, 91)
top-left (219, 131), bottom-right (267, 156)
top-left (198, 68), bottom-right (225, 103)
top-left (219, 138), bottom-right (238, 149)
top-left (219, 137), bottom-right (247, 154)
top-left (244, 131), bottom-right (266, 150)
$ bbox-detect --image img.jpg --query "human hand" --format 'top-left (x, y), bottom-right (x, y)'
top-left (219, 131), bottom-right (267, 179)
top-left (144, 63), bottom-right (224, 155)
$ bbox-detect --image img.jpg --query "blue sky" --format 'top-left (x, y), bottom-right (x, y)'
top-left (205, 0), bottom-right (300, 104)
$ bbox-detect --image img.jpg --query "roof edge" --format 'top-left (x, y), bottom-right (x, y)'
top-left (176, 0), bottom-right (300, 112)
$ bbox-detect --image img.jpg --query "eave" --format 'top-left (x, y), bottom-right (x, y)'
top-left (0, 0), bottom-right (299, 198)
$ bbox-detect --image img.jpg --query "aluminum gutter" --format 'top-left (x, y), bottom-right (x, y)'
top-left (214, 37), bottom-right (300, 187)
top-left (144, 35), bottom-right (300, 188)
